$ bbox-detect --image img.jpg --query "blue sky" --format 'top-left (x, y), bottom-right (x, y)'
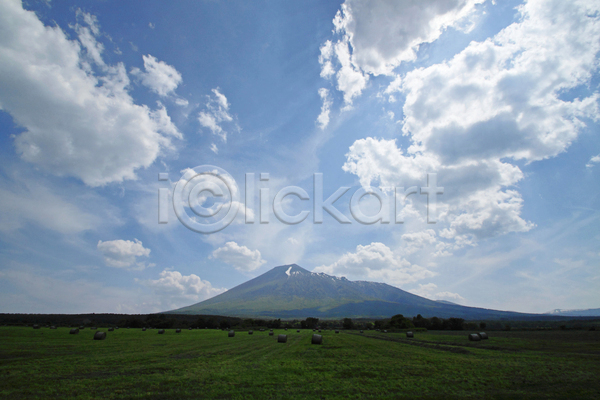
top-left (0, 0), bottom-right (598, 314)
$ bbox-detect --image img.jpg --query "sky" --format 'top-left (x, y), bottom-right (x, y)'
top-left (0, 0), bottom-right (599, 315)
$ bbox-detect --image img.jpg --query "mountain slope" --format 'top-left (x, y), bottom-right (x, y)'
top-left (170, 264), bottom-right (544, 319)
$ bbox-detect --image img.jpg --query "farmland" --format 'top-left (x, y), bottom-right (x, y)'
top-left (1, 327), bottom-right (599, 399)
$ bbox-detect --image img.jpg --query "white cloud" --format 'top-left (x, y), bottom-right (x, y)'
top-left (0, 1), bottom-right (182, 187)
top-left (198, 88), bottom-right (238, 142)
top-left (319, 0), bottom-right (482, 107)
top-left (314, 242), bottom-right (435, 286)
top-left (210, 143), bottom-right (219, 154)
top-left (586, 154), bottom-right (600, 168)
top-left (401, 229), bottom-right (438, 255)
top-left (143, 269), bottom-right (226, 308)
top-left (97, 239), bottom-right (151, 270)
top-left (316, 88), bottom-right (332, 129)
top-left (343, 0), bottom-right (599, 245)
top-left (333, 0), bottom-right (483, 76)
top-left (211, 241), bottom-right (267, 272)
top-left (410, 283), bottom-right (464, 302)
top-left (131, 54), bottom-right (183, 97)
top-left (73, 9), bottom-right (104, 67)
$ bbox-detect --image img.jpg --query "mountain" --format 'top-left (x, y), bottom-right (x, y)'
top-left (169, 264), bottom-right (553, 319)
top-left (545, 308), bottom-right (600, 317)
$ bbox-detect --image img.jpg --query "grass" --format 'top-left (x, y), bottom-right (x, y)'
top-left (1, 327), bottom-right (599, 399)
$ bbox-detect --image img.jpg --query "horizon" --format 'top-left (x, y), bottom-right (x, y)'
top-left (0, 0), bottom-right (599, 316)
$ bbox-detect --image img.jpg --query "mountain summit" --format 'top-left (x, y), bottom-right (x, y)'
top-left (170, 264), bottom-right (540, 319)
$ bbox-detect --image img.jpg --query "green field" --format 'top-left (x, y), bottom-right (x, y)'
top-left (1, 327), bottom-right (599, 399)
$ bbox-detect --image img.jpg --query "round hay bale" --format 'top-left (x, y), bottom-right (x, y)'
top-left (79, 326), bottom-right (84, 330)
top-left (311, 334), bottom-right (323, 345)
top-left (284, 328), bottom-right (288, 331)
top-left (50, 326), bottom-right (56, 330)
top-left (360, 330), bottom-right (363, 333)
top-left (176, 329), bottom-right (181, 333)
top-left (383, 330), bottom-right (387, 333)
top-left (248, 330), bottom-right (253, 335)
top-left (108, 327), bottom-right (114, 332)
top-left (260, 329), bottom-right (264, 332)
top-left (335, 330), bottom-right (339, 334)
top-left (69, 328), bottom-right (79, 334)
top-left (93, 331), bottom-right (106, 340)
top-left (228, 330), bottom-right (235, 337)
top-left (158, 329), bottom-right (165, 334)
top-left (318, 330), bottom-right (322, 333)
top-left (269, 331), bottom-right (274, 336)
top-left (33, 325), bottom-right (40, 329)
top-left (188, 327), bottom-right (192, 330)
top-left (277, 334), bottom-right (287, 343)
top-left (406, 331), bottom-right (414, 338)
top-left (91, 327), bottom-right (97, 330)
top-left (297, 329), bottom-right (300, 333)
top-left (142, 328), bottom-right (146, 331)
top-left (115, 327), bottom-right (119, 330)
top-left (468, 333), bottom-right (481, 341)
top-left (478, 332), bottom-right (488, 340)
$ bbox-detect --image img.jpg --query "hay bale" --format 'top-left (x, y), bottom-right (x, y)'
top-left (260, 329), bottom-right (264, 332)
top-left (176, 329), bottom-right (181, 333)
top-left (297, 329), bottom-right (300, 333)
top-left (158, 329), bottom-right (165, 334)
top-left (360, 330), bottom-right (363, 333)
top-left (311, 334), bottom-right (323, 345)
top-left (469, 333), bottom-right (481, 341)
top-left (188, 327), bottom-right (192, 330)
top-left (79, 326), bottom-right (84, 330)
top-left (277, 334), bottom-right (287, 343)
top-left (108, 328), bottom-right (114, 332)
top-left (115, 327), bottom-right (119, 330)
top-left (406, 331), bottom-right (414, 338)
top-left (269, 331), bottom-right (274, 336)
top-left (478, 332), bottom-right (488, 340)
top-left (318, 329), bottom-right (322, 333)
top-left (228, 330), bottom-right (235, 337)
top-left (335, 330), bottom-right (339, 334)
top-left (383, 330), bottom-right (387, 333)
top-left (284, 328), bottom-right (288, 331)
top-left (91, 327), bottom-right (97, 330)
top-left (142, 328), bottom-right (146, 331)
top-left (93, 331), bottom-right (106, 340)
top-left (33, 325), bottom-right (40, 329)
top-left (69, 328), bottom-right (79, 334)
top-left (50, 326), bottom-right (56, 330)
top-left (248, 330), bottom-right (253, 335)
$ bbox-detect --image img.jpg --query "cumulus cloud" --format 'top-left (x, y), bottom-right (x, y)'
top-left (343, 0), bottom-right (600, 246)
top-left (198, 88), bottom-right (238, 142)
top-left (97, 239), bottom-right (152, 270)
top-left (0, 1), bottom-right (182, 187)
top-left (211, 241), bottom-right (267, 272)
top-left (131, 54), bottom-right (183, 97)
top-left (314, 242), bottom-right (435, 286)
top-left (143, 269), bottom-right (226, 307)
top-left (318, 0), bottom-right (482, 108)
top-left (333, 0), bottom-right (483, 76)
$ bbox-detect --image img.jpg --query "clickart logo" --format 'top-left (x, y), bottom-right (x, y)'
top-left (158, 165), bottom-right (443, 234)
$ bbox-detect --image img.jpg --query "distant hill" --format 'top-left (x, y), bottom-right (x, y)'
top-left (545, 308), bottom-right (600, 317)
top-left (169, 264), bottom-right (556, 319)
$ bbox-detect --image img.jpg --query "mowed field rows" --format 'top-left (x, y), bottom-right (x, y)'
top-left (1, 327), bottom-right (599, 399)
